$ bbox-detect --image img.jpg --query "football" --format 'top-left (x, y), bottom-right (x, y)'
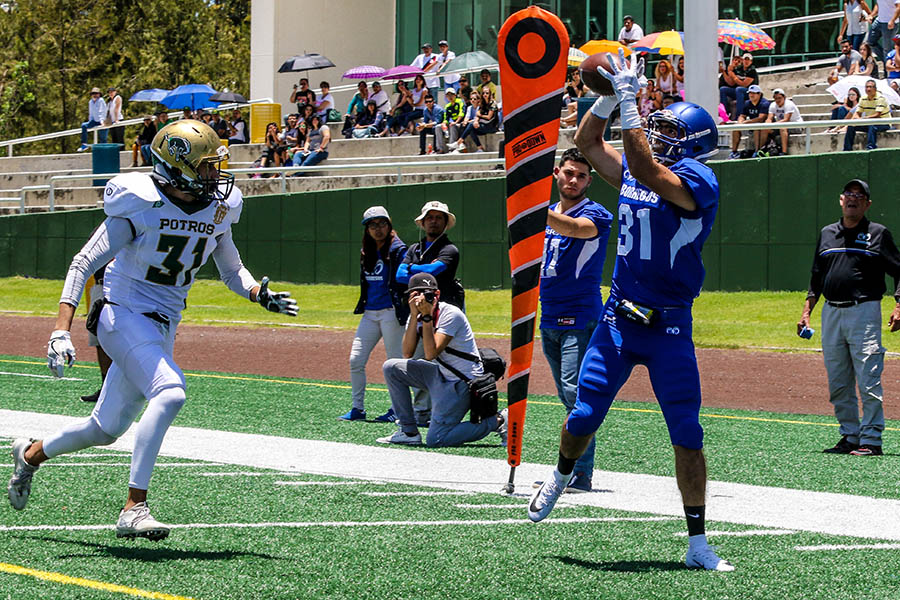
top-left (580, 53), bottom-right (616, 96)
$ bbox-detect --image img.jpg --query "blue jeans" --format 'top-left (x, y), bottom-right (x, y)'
top-left (541, 322), bottom-right (597, 478)
top-left (459, 122), bottom-right (498, 148)
top-left (299, 149), bottom-right (328, 166)
top-left (843, 124), bottom-right (889, 150)
top-left (831, 106), bottom-right (849, 121)
top-left (868, 20), bottom-right (896, 62)
top-left (719, 86), bottom-right (747, 120)
top-left (80, 119), bottom-right (107, 145)
top-left (847, 32), bottom-right (865, 51)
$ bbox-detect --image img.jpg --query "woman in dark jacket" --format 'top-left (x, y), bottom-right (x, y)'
top-left (340, 206), bottom-right (409, 422)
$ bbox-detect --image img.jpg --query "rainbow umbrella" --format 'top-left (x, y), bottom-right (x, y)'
top-left (579, 39), bottom-right (631, 57)
top-left (718, 19), bottom-right (775, 51)
top-left (631, 31), bottom-right (685, 55)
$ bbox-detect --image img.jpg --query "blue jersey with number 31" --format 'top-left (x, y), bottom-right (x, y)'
top-left (611, 156), bottom-right (719, 308)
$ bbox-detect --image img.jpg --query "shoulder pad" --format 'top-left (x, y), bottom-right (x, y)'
top-left (103, 173), bottom-right (162, 218)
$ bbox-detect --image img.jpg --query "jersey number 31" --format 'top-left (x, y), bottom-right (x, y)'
top-left (145, 234), bottom-right (208, 286)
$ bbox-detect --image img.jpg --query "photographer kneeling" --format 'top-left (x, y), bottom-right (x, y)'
top-left (378, 273), bottom-right (507, 447)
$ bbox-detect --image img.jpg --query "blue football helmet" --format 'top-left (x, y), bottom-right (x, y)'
top-left (646, 102), bottom-right (718, 164)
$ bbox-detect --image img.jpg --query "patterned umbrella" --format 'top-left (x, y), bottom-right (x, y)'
top-left (382, 65), bottom-right (424, 80)
top-left (568, 47), bottom-right (588, 67)
top-left (342, 65), bottom-right (386, 80)
top-left (718, 19), bottom-right (775, 51)
top-left (579, 40), bottom-right (631, 57)
top-left (631, 31), bottom-right (685, 55)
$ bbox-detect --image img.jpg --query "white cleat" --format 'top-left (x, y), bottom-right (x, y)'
top-left (685, 545), bottom-right (735, 572)
top-left (116, 502), bottom-right (171, 541)
top-left (8, 438), bottom-right (38, 510)
top-left (376, 429), bottom-right (422, 445)
top-left (527, 471), bottom-right (571, 522)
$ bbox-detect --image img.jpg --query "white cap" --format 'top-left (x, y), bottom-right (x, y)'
top-left (772, 88), bottom-right (786, 96)
top-left (362, 205), bottom-right (391, 225)
top-left (414, 201), bottom-right (456, 230)
top-left (445, 88), bottom-right (457, 95)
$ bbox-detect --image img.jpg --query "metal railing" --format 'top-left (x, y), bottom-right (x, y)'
top-left (720, 115), bottom-right (900, 154)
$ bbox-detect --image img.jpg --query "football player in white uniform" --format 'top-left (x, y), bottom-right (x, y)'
top-left (8, 120), bottom-right (297, 541)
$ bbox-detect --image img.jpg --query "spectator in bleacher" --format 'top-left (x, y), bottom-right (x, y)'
top-left (228, 109), bottom-right (248, 144)
top-left (638, 79), bottom-right (660, 121)
top-left (617, 15), bottom-right (644, 46)
top-left (282, 114), bottom-right (301, 151)
top-left (839, 1), bottom-right (873, 50)
top-left (260, 122), bottom-right (286, 170)
top-left (866, 0), bottom-right (900, 63)
top-left (105, 87), bottom-right (124, 146)
top-left (828, 86), bottom-right (861, 133)
top-left (458, 76), bottom-right (473, 107)
top-left (843, 78), bottom-right (890, 150)
top-left (442, 88), bottom-right (466, 148)
top-left (829, 39), bottom-right (863, 84)
top-left (352, 100), bottom-right (385, 138)
top-left (411, 42), bottom-right (442, 98)
top-left (851, 41), bottom-right (880, 77)
top-left (417, 93), bottom-right (445, 154)
top-left (477, 69), bottom-right (498, 99)
top-left (295, 114), bottom-right (331, 170)
top-left (763, 88), bottom-right (803, 156)
top-left (435, 40), bottom-right (460, 95)
top-left (290, 78), bottom-right (316, 113)
top-left (181, 107), bottom-right (193, 121)
top-left (154, 109), bottom-right (172, 129)
top-left (381, 80), bottom-right (413, 136)
top-left (404, 74), bottom-right (428, 134)
top-left (211, 112), bottom-right (230, 140)
top-left (675, 56), bottom-right (686, 94)
top-left (340, 206), bottom-right (409, 422)
top-left (315, 81), bottom-right (334, 123)
top-left (451, 88), bottom-right (498, 154)
top-left (452, 90), bottom-right (481, 148)
top-left (369, 81), bottom-right (391, 115)
top-left (885, 35), bottom-right (900, 78)
top-left (654, 59), bottom-right (677, 103)
top-left (198, 110), bottom-right (212, 125)
top-left (342, 82), bottom-right (370, 138)
top-left (729, 85), bottom-right (770, 159)
top-left (719, 53), bottom-right (759, 120)
top-left (131, 115), bottom-right (157, 167)
top-left (78, 87), bottom-right (107, 151)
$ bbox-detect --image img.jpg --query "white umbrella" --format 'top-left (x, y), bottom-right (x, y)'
top-left (827, 75), bottom-right (900, 107)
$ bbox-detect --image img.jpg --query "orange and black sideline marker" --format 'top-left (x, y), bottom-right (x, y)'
top-left (498, 7), bottom-right (568, 493)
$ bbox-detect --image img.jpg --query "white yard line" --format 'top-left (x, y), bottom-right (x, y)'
top-left (0, 462), bottom-right (216, 468)
top-left (455, 503), bottom-right (577, 509)
top-left (275, 481), bottom-right (386, 487)
top-left (200, 472), bottom-right (296, 477)
top-left (675, 529), bottom-right (796, 538)
top-left (795, 543), bottom-right (900, 551)
top-left (2, 408), bottom-right (900, 541)
top-left (0, 372), bottom-right (84, 381)
top-left (363, 491), bottom-right (474, 497)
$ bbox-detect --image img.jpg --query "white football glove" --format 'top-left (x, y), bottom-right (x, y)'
top-left (47, 330), bottom-right (76, 377)
top-left (597, 48), bottom-right (646, 104)
top-left (256, 277), bottom-right (298, 316)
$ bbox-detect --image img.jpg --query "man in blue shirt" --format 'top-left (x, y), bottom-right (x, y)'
top-left (538, 148), bottom-right (613, 493)
top-left (528, 50), bottom-right (734, 572)
top-left (417, 94), bottom-right (445, 154)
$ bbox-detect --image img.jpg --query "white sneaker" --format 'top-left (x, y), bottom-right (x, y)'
top-left (116, 502), bottom-right (171, 541)
top-left (527, 471), bottom-right (571, 522)
top-left (685, 545), bottom-right (735, 572)
top-left (8, 438), bottom-right (38, 510)
top-left (497, 408), bottom-right (508, 447)
top-left (376, 429), bottom-right (422, 445)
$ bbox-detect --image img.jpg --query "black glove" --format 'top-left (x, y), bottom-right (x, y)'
top-left (256, 276), bottom-right (298, 316)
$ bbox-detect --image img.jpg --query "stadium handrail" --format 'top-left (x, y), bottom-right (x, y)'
top-left (0, 98), bottom-right (274, 158)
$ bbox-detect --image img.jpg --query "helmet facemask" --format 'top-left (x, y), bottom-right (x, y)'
top-left (645, 111), bottom-right (690, 165)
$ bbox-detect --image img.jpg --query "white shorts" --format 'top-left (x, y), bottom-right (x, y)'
top-left (92, 303), bottom-right (183, 438)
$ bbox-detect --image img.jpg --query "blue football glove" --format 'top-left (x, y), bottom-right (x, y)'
top-left (597, 48), bottom-right (646, 104)
top-left (47, 330), bottom-right (76, 377)
top-left (256, 277), bottom-right (298, 316)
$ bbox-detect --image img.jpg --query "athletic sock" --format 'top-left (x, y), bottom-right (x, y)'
top-left (556, 451), bottom-right (575, 476)
top-left (684, 505), bottom-right (706, 537)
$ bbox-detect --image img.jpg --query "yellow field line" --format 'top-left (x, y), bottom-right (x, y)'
top-left (0, 561), bottom-right (194, 600)
top-left (2, 358), bottom-right (897, 431)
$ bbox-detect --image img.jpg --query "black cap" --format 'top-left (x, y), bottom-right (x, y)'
top-left (407, 272), bottom-right (439, 293)
top-left (843, 178), bottom-right (870, 198)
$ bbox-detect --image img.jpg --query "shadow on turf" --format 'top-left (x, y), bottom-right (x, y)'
top-left (552, 555), bottom-right (685, 572)
top-left (24, 535), bottom-right (279, 562)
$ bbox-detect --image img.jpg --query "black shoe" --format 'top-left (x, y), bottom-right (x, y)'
top-left (823, 435), bottom-right (859, 454)
top-left (566, 472), bottom-right (592, 493)
top-left (80, 389), bottom-right (101, 403)
top-left (849, 444), bottom-right (883, 456)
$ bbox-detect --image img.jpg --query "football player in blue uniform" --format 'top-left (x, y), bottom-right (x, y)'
top-left (538, 148), bottom-right (613, 492)
top-left (9, 121), bottom-right (297, 541)
top-left (528, 50), bottom-right (734, 571)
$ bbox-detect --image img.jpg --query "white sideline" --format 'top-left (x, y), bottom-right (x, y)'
top-left (2, 408), bottom-right (900, 541)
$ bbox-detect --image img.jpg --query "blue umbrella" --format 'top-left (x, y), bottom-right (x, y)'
top-left (129, 88), bottom-right (170, 102)
top-left (161, 84), bottom-right (220, 111)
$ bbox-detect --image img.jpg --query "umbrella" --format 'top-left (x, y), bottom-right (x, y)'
top-left (382, 65), bottom-right (424, 80)
top-left (718, 19), bottom-right (775, 52)
top-left (579, 40), bottom-right (631, 57)
top-left (209, 91), bottom-right (248, 104)
top-left (161, 84), bottom-right (220, 111)
top-left (631, 31), bottom-right (685, 55)
top-left (342, 65), bottom-right (386, 80)
top-left (444, 50), bottom-right (497, 72)
top-left (827, 75), bottom-right (900, 107)
top-left (567, 47), bottom-right (588, 67)
top-left (129, 88), bottom-right (169, 102)
top-left (278, 53), bottom-right (335, 73)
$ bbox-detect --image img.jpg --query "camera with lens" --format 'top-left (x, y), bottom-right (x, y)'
top-left (422, 291), bottom-right (435, 304)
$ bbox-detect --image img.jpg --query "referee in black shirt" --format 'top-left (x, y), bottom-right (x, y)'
top-left (798, 179), bottom-right (900, 456)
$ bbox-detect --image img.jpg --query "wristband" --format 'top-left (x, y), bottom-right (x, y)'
top-left (589, 95), bottom-right (619, 120)
top-left (619, 99), bottom-right (642, 130)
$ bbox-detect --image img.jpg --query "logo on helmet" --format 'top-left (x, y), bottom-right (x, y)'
top-left (166, 136), bottom-right (192, 164)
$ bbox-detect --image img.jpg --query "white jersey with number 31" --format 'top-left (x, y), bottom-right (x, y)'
top-left (101, 172), bottom-right (243, 319)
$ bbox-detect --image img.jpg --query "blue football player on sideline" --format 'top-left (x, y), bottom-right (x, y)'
top-left (528, 50), bottom-right (734, 571)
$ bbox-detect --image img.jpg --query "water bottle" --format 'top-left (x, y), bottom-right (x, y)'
top-left (799, 326), bottom-right (815, 339)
